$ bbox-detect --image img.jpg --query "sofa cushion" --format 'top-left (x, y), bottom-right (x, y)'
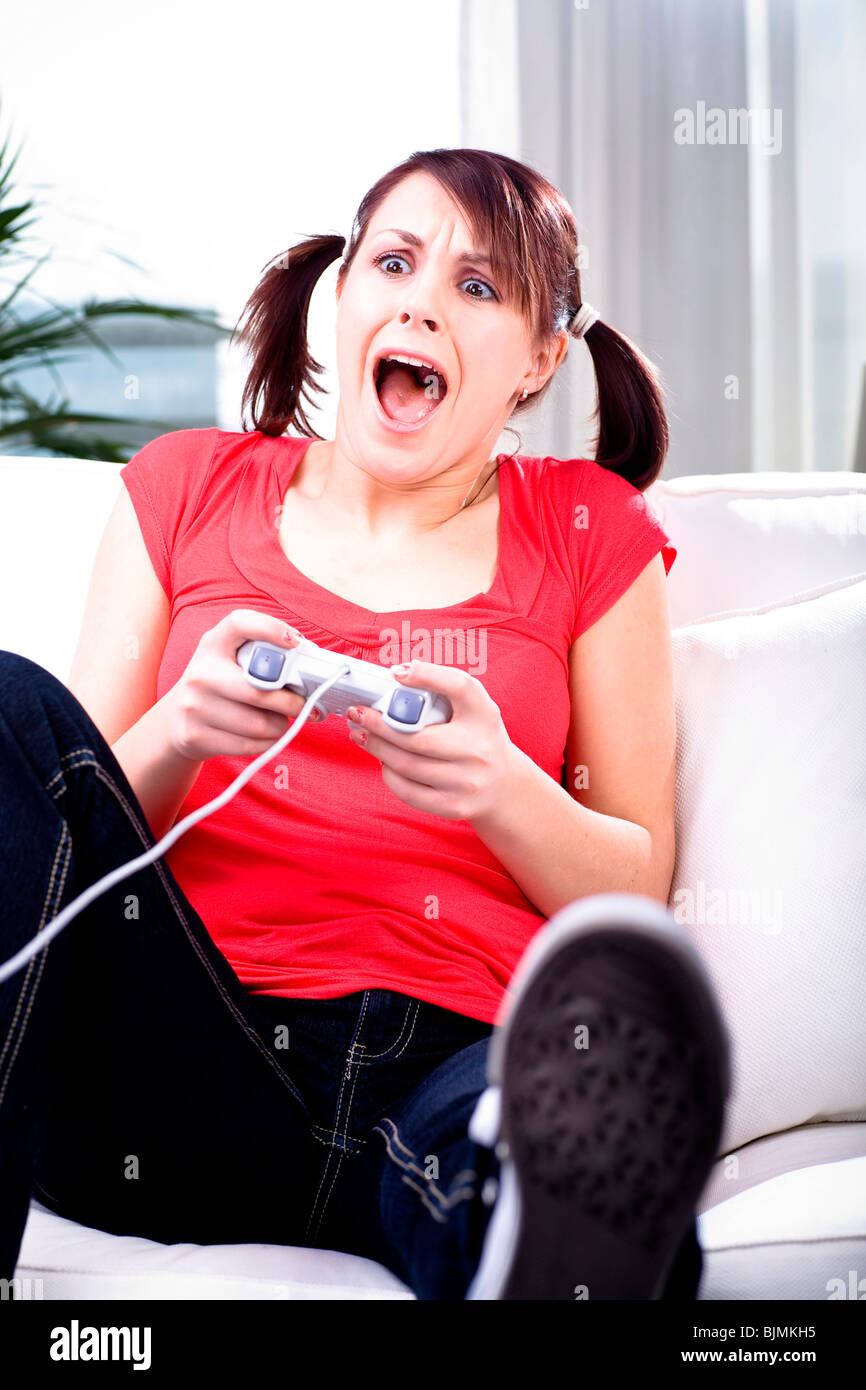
top-left (13, 1199), bottom-right (414, 1300)
top-left (0, 456), bottom-right (123, 684)
top-left (697, 1153), bottom-right (866, 1300)
top-left (3, 457), bottom-right (865, 681)
top-left (645, 471), bottom-right (866, 628)
top-left (696, 1120), bottom-right (866, 1213)
top-left (670, 570), bottom-right (866, 1154)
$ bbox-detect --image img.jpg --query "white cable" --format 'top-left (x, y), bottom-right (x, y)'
top-left (0, 665), bottom-right (351, 986)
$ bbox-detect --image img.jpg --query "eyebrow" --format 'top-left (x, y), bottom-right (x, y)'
top-left (371, 227), bottom-right (494, 270)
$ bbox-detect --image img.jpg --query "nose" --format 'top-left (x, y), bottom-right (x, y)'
top-left (399, 308), bottom-right (439, 333)
top-left (395, 259), bottom-right (446, 334)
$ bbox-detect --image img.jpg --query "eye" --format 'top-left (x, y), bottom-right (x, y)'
top-left (461, 277), bottom-right (497, 301)
top-left (373, 252), bottom-right (411, 276)
top-left (372, 251), bottom-right (499, 301)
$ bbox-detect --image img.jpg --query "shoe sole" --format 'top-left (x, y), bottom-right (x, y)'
top-left (466, 892), bottom-right (731, 1300)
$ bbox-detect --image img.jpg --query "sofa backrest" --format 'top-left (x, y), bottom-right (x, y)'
top-left (645, 470), bottom-right (866, 628)
top-left (2, 451), bottom-right (865, 1155)
top-left (2, 454), bottom-right (866, 683)
top-left (1, 457), bottom-right (124, 682)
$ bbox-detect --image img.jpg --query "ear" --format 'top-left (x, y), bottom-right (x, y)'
top-left (524, 329), bottom-right (569, 395)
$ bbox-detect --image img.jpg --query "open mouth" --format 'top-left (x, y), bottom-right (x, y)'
top-left (373, 352), bottom-right (449, 426)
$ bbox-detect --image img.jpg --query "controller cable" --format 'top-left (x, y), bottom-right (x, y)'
top-left (0, 665), bottom-right (350, 986)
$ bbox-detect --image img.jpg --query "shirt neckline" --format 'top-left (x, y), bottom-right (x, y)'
top-left (228, 432), bottom-right (529, 632)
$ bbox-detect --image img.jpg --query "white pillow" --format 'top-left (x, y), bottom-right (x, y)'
top-left (645, 472), bottom-right (866, 628)
top-left (669, 570), bottom-right (866, 1154)
top-left (0, 456), bottom-right (123, 682)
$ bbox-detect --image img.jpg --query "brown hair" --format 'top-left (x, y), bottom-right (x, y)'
top-left (233, 147), bottom-right (670, 491)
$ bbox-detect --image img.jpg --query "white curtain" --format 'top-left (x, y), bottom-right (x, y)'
top-left (460, 0), bottom-right (866, 477)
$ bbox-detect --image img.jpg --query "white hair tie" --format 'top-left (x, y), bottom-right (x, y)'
top-left (568, 302), bottom-right (601, 338)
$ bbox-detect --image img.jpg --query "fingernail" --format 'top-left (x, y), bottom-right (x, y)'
top-left (390, 663), bottom-right (410, 676)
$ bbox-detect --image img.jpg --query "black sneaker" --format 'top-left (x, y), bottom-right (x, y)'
top-left (465, 891), bottom-right (731, 1300)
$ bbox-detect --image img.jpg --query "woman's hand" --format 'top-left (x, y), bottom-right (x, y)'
top-left (167, 609), bottom-right (317, 762)
top-left (346, 659), bottom-right (521, 822)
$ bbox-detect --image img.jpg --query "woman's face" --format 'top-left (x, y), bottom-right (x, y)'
top-left (333, 170), bottom-right (554, 477)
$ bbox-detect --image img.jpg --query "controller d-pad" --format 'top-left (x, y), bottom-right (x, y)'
top-left (387, 689), bottom-right (426, 726)
top-left (249, 645), bottom-right (287, 683)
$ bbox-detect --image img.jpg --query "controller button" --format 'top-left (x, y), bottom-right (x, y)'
top-left (249, 646), bottom-right (286, 683)
top-left (387, 689), bottom-right (426, 725)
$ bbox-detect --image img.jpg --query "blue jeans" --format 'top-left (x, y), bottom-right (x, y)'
top-left (0, 651), bottom-right (702, 1299)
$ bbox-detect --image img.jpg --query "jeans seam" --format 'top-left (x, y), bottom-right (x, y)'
top-left (372, 1117), bottom-right (477, 1216)
top-left (397, 1173), bottom-right (449, 1223)
top-left (310, 1124), bottom-right (366, 1149)
top-left (0, 822), bottom-right (72, 1111)
top-left (304, 991), bottom-right (371, 1240)
top-left (43, 748), bottom-right (307, 1110)
top-left (314, 1044), bottom-right (368, 1238)
top-left (309, 1152), bottom-right (345, 1242)
top-left (355, 998), bottom-right (421, 1064)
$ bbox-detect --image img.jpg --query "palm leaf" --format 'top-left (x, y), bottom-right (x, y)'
top-left (0, 104), bottom-right (232, 460)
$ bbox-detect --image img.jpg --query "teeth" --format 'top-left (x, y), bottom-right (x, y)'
top-left (389, 354), bottom-right (436, 372)
top-left (380, 353), bottom-right (446, 384)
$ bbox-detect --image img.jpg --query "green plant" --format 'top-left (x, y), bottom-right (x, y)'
top-left (0, 111), bottom-right (231, 460)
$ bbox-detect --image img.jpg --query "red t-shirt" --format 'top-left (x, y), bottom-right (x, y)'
top-left (120, 427), bottom-right (676, 1024)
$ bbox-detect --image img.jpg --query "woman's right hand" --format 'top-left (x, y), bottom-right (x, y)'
top-left (166, 609), bottom-right (318, 761)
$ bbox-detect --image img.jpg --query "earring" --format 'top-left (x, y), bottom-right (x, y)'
top-left (520, 388), bottom-right (528, 400)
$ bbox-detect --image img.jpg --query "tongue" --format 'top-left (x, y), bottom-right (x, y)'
top-left (378, 363), bottom-right (438, 424)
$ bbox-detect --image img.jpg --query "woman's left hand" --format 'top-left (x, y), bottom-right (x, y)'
top-left (346, 660), bottom-right (520, 822)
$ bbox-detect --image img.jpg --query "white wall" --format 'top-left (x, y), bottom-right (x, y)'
top-left (0, 0), bottom-right (462, 434)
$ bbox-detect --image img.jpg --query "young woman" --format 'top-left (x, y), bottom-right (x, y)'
top-left (0, 147), bottom-right (729, 1300)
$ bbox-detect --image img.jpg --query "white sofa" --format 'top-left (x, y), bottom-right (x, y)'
top-left (2, 451), bottom-right (865, 1300)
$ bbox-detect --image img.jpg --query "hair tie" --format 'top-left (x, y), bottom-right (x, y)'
top-left (568, 302), bottom-right (600, 338)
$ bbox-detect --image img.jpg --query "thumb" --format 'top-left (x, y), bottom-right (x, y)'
top-left (221, 609), bottom-right (301, 657)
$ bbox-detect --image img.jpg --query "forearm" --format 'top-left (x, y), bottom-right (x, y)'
top-left (469, 746), bottom-right (670, 921)
top-left (111, 694), bottom-right (204, 842)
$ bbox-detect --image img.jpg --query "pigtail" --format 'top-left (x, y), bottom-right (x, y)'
top-left (232, 233), bottom-right (345, 439)
top-left (581, 318), bottom-right (670, 491)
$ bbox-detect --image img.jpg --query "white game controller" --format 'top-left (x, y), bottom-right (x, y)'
top-left (236, 636), bottom-right (453, 732)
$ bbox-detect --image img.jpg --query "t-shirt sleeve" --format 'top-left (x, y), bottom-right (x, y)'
top-left (569, 459), bottom-right (677, 643)
top-left (119, 428), bottom-right (219, 600)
